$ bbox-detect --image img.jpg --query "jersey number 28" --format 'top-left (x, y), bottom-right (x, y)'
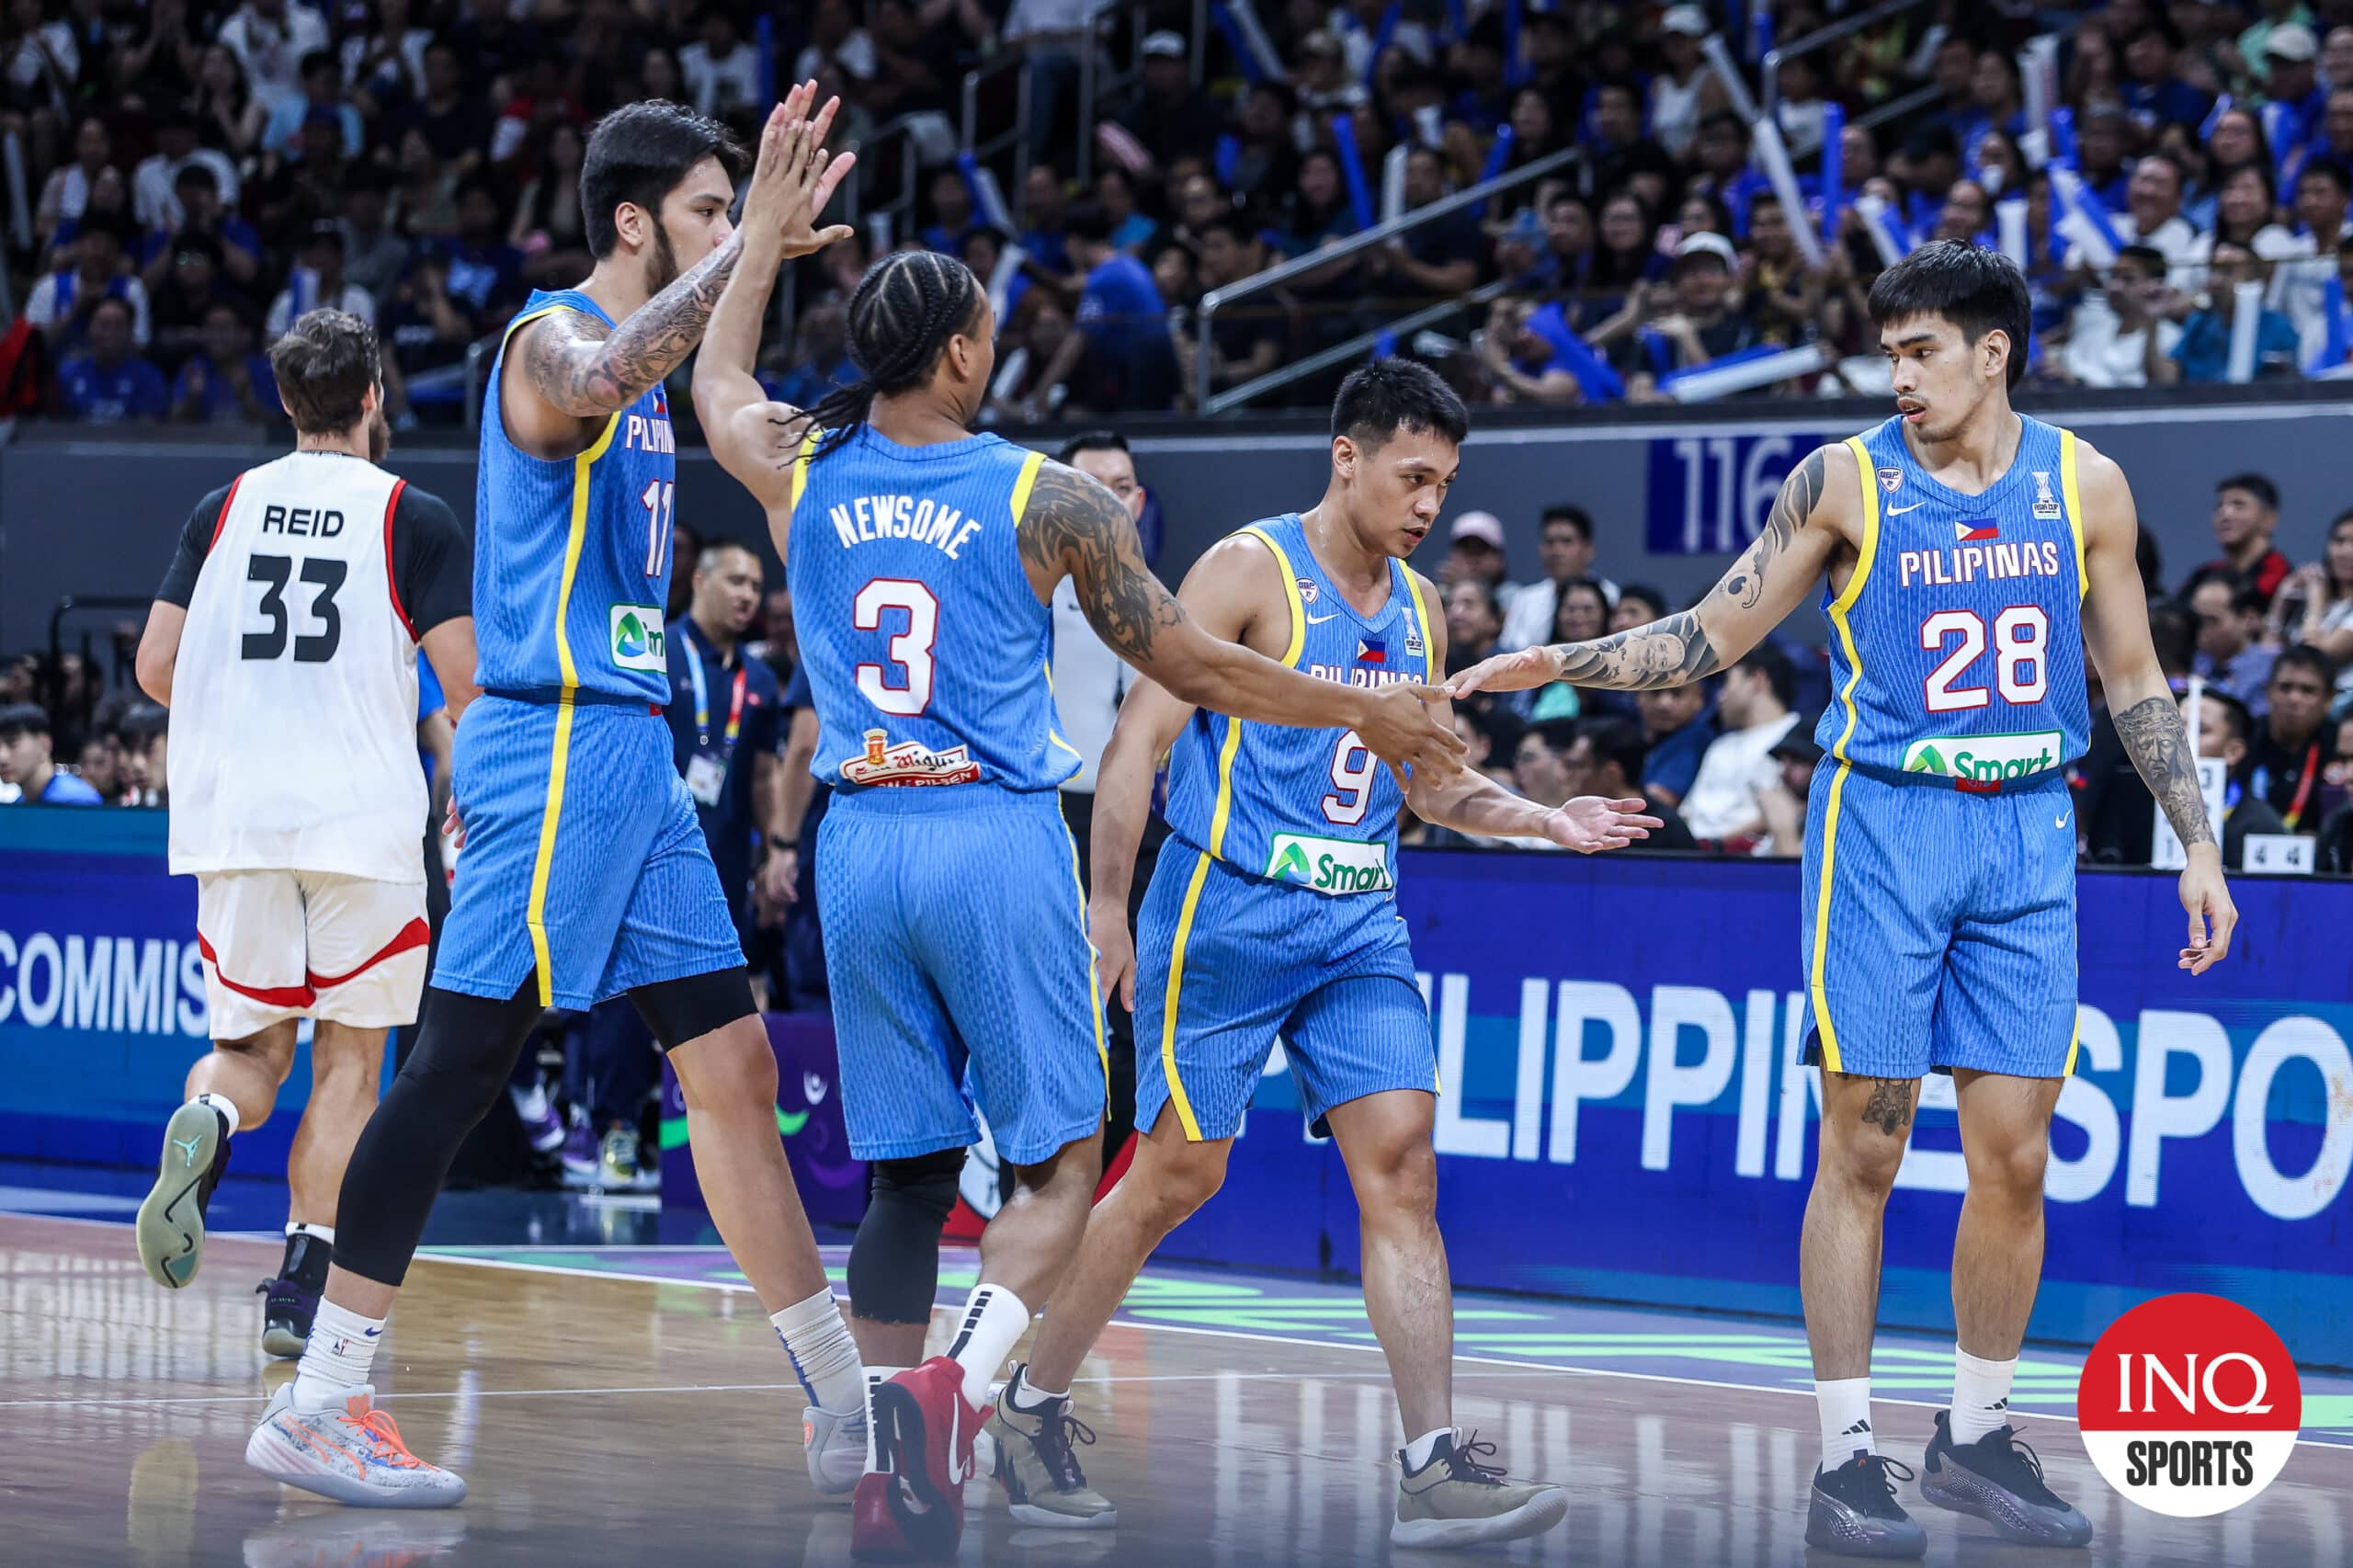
top-left (1920, 607), bottom-right (2048, 711)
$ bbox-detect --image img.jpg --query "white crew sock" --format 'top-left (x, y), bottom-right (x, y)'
top-left (286, 1222), bottom-right (334, 1244)
top-left (1949, 1346), bottom-right (2018, 1445)
top-left (1817, 1377), bottom-right (1875, 1471)
top-left (770, 1289), bottom-right (866, 1415)
top-left (1006, 1363), bottom-right (1068, 1414)
top-left (194, 1092), bottom-right (240, 1138)
top-left (1402, 1427), bottom-right (1454, 1471)
top-left (945, 1284), bottom-right (1030, 1410)
top-left (291, 1301), bottom-right (385, 1413)
top-left (864, 1366), bottom-right (907, 1472)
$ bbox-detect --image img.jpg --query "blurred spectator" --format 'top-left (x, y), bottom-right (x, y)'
top-left (393, 130), bottom-right (461, 241)
top-left (2189, 569), bottom-right (2281, 712)
top-left (434, 181), bottom-right (528, 330)
top-left (1586, 79), bottom-right (1678, 207)
top-left (1514, 579), bottom-right (1611, 722)
top-left (142, 164), bottom-right (263, 295)
top-left (381, 253), bottom-right (472, 379)
top-left (1052, 199), bottom-right (1177, 412)
top-left (2055, 245), bottom-right (2178, 388)
top-left (1652, 6), bottom-right (1720, 160)
top-left (341, 0), bottom-right (431, 108)
top-left (192, 41), bottom-right (268, 161)
top-left (132, 109), bottom-right (241, 232)
top-left (148, 234), bottom-right (231, 370)
top-left (1509, 718), bottom-right (1582, 831)
top-left (1618, 233), bottom-right (1757, 394)
top-left (0, 702), bottom-right (104, 803)
top-left (2200, 472), bottom-right (2295, 597)
top-left (924, 167), bottom-right (978, 257)
top-left (1636, 682), bottom-right (1714, 811)
top-left (1438, 510), bottom-right (1518, 606)
top-left (1179, 216), bottom-right (1287, 398)
top-left (261, 50), bottom-right (362, 159)
top-left (793, 0), bottom-right (875, 92)
top-left (2271, 508), bottom-right (2353, 706)
top-left (1118, 30), bottom-right (1223, 171)
top-left (171, 302), bottom-right (278, 423)
top-left (1568, 714), bottom-right (1696, 849)
top-left (2182, 688), bottom-right (2284, 869)
top-left (1682, 643), bottom-right (1800, 846)
top-left (1756, 729), bottom-right (1824, 854)
top-left (2084, 155), bottom-right (2198, 271)
top-left (2247, 645), bottom-right (2338, 827)
top-left (266, 223), bottom-right (374, 340)
top-left (28, 216), bottom-right (150, 352)
top-left (399, 40), bottom-right (488, 179)
top-left (1611, 585), bottom-right (1667, 633)
top-left (1500, 505), bottom-right (1611, 652)
top-left (218, 0), bottom-right (330, 114)
top-left (2120, 18), bottom-right (2217, 133)
top-left (1442, 577), bottom-right (1503, 679)
top-left (2163, 243), bottom-right (2302, 382)
top-left (56, 296), bottom-right (165, 422)
top-left (1478, 295), bottom-right (1589, 406)
top-left (767, 300), bottom-right (858, 409)
top-left (36, 116), bottom-right (118, 248)
top-left (513, 122), bottom-right (593, 286)
top-left (679, 8), bottom-right (761, 121)
top-left (1229, 81), bottom-right (1302, 206)
top-left (338, 168), bottom-right (412, 303)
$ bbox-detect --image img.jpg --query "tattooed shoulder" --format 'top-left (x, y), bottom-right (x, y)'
top-left (514, 309), bottom-right (614, 418)
top-left (1018, 460), bottom-right (1186, 663)
top-left (1723, 444), bottom-right (1836, 612)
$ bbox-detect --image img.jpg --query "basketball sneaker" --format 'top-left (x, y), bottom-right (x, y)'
top-left (1391, 1429), bottom-right (1567, 1548)
top-left (560, 1111), bottom-right (599, 1189)
top-left (804, 1398), bottom-right (867, 1495)
top-left (244, 1382), bottom-right (467, 1507)
top-left (865, 1358), bottom-right (980, 1558)
top-left (850, 1472), bottom-right (916, 1562)
top-left (1919, 1410), bottom-right (2093, 1547)
top-left (256, 1229), bottom-right (334, 1358)
top-left (1805, 1450), bottom-right (1928, 1559)
top-left (506, 1079), bottom-right (566, 1156)
top-left (984, 1364), bottom-right (1116, 1528)
top-left (136, 1100), bottom-right (230, 1290)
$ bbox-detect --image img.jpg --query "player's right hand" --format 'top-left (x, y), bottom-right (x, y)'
top-left (1444, 644), bottom-right (1563, 699)
top-left (1090, 905), bottom-right (1136, 1013)
top-left (1355, 684), bottom-right (1466, 783)
top-left (442, 797), bottom-right (466, 851)
top-left (742, 80), bottom-right (857, 264)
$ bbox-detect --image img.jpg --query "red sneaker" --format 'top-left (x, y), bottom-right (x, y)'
top-left (849, 1471), bottom-right (916, 1562)
top-left (868, 1357), bottom-right (980, 1559)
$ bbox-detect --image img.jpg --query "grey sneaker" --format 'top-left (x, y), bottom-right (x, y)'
top-left (1920, 1410), bottom-right (2093, 1547)
top-left (1806, 1450), bottom-right (1928, 1559)
top-left (136, 1101), bottom-right (230, 1290)
top-left (985, 1366), bottom-right (1116, 1528)
top-left (1392, 1429), bottom-right (1567, 1549)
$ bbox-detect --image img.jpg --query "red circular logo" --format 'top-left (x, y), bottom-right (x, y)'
top-left (2077, 1293), bottom-right (2302, 1517)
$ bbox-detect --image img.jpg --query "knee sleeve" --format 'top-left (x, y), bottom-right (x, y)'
top-left (846, 1147), bottom-right (963, 1325)
top-left (333, 984), bottom-right (541, 1288)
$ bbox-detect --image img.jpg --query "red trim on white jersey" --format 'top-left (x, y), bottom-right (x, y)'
top-left (381, 477), bottom-right (415, 640)
top-left (207, 473), bottom-right (245, 552)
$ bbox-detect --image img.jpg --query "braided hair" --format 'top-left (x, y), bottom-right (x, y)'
top-left (801, 250), bottom-right (984, 460)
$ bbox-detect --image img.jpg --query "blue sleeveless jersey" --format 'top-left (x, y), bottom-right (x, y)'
top-left (785, 426), bottom-right (1076, 792)
top-left (475, 288), bottom-right (680, 703)
top-left (1815, 414), bottom-right (2093, 786)
top-left (1163, 514), bottom-right (1436, 894)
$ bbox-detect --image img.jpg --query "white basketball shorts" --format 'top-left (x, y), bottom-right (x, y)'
top-left (194, 870), bottom-right (429, 1040)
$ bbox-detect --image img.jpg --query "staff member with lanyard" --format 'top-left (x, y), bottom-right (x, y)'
top-left (562, 540), bottom-right (791, 1192)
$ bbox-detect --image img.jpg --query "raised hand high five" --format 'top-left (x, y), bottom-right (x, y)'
top-left (740, 81), bottom-right (858, 269)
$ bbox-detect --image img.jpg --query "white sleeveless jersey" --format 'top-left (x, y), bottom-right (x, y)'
top-left (168, 451), bottom-right (426, 882)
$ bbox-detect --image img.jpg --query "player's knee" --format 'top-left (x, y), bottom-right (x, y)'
top-left (847, 1150), bottom-right (961, 1324)
top-left (1822, 1125), bottom-right (1908, 1196)
top-left (1354, 1137), bottom-right (1439, 1221)
top-left (211, 1029), bottom-right (297, 1085)
top-left (1143, 1146), bottom-right (1229, 1224)
top-left (395, 1034), bottom-right (512, 1131)
top-left (676, 1026), bottom-right (779, 1113)
top-left (1964, 1136), bottom-right (2049, 1208)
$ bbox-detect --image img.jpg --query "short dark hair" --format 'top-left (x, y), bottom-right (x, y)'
top-left (1574, 713), bottom-right (1648, 784)
top-left (1058, 429), bottom-right (1129, 464)
top-left (2215, 471), bottom-right (2279, 513)
top-left (1866, 239), bottom-right (2033, 389)
top-left (2115, 243), bottom-right (2168, 275)
top-left (174, 161), bottom-right (220, 195)
top-left (804, 250), bottom-right (985, 460)
top-left (1330, 358), bottom-right (1468, 453)
top-left (2300, 158), bottom-right (2352, 196)
top-left (300, 49), bottom-right (336, 81)
top-left (1197, 214), bottom-right (1256, 250)
top-left (2194, 687), bottom-right (2253, 748)
top-left (2273, 642), bottom-right (2339, 687)
top-left (1064, 199), bottom-right (1115, 244)
top-left (2147, 600), bottom-right (2196, 676)
top-left (1615, 582), bottom-right (1665, 619)
top-left (1540, 504), bottom-right (1592, 541)
top-left (2186, 567), bottom-right (2266, 618)
top-left (1733, 639), bottom-right (1797, 709)
top-left (580, 100), bottom-right (746, 258)
top-left (1524, 716), bottom-right (1579, 756)
top-left (267, 309), bottom-right (381, 434)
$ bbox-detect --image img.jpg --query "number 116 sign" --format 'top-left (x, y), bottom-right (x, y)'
top-left (1645, 432), bottom-right (1828, 556)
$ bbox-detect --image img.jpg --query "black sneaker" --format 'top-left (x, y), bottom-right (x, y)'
top-left (1921, 1409), bottom-right (2093, 1547)
top-left (1806, 1450), bottom-right (1927, 1559)
top-left (135, 1102), bottom-right (231, 1290)
top-left (256, 1229), bottom-right (332, 1358)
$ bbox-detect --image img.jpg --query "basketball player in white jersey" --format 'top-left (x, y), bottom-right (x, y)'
top-left (131, 309), bottom-right (478, 1358)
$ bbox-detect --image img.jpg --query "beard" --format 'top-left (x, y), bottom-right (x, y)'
top-left (645, 224), bottom-right (680, 295)
top-left (368, 403), bottom-right (392, 462)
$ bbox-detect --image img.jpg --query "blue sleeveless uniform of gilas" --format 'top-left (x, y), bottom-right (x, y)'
top-left (785, 426), bottom-right (1104, 1165)
top-left (433, 289), bottom-right (742, 1010)
top-left (1801, 414), bottom-right (2094, 1079)
top-left (1135, 514), bottom-right (1441, 1142)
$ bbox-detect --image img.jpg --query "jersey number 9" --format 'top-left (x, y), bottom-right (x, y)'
top-left (1323, 730), bottom-right (1377, 824)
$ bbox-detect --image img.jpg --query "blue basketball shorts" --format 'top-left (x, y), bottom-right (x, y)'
top-left (1135, 844), bottom-right (1434, 1142)
top-left (1800, 762), bottom-right (2080, 1079)
top-left (434, 695), bottom-right (744, 1011)
top-left (815, 784), bottom-right (1107, 1165)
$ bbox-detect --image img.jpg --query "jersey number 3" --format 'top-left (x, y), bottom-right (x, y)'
top-left (855, 579), bottom-right (938, 715)
top-left (1920, 607), bottom-right (2048, 711)
top-left (243, 553), bottom-right (345, 663)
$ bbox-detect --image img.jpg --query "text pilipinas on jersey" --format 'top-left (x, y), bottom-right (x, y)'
top-left (1895, 537), bottom-right (2066, 589)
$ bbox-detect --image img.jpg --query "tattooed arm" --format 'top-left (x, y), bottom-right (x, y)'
top-left (1447, 442), bottom-right (1856, 697)
top-left (1017, 460), bottom-right (1463, 778)
top-left (2076, 440), bottom-right (2238, 973)
top-left (506, 244), bottom-right (744, 456)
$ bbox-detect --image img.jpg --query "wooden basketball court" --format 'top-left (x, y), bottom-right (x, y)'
top-left (5, 1212), bottom-right (2347, 1567)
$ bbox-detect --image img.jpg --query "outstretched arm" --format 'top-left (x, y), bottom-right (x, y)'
top-left (1086, 678), bottom-right (1193, 1011)
top-left (1016, 460), bottom-right (1465, 778)
top-left (1448, 443), bottom-right (1853, 697)
top-left (515, 244), bottom-right (745, 421)
top-left (2077, 440), bottom-right (2236, 973)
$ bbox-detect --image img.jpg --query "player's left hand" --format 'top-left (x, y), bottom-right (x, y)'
top-left (2177, 844), bottom-right (2236, 974)
top-left (1445, 645), bottom-right (1562, 699)
top-left (757, 845), bottom-right (798, 915)
top-left (442, 797), bottom-right (466, 850)
top-left (1538, 796), bottom-right (1663, 854)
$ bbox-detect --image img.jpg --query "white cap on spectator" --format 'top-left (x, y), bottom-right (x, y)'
top-left (1662, 6), bottom-right (1711, 39)
top-left (2267, 22), bottom-right (2318, 60)
top-left (1674, 231), bottom-right (1740, 269)
top-left (1449, 512), bottom-right (1506, 550)
top-left (1142, 29), bottom-right (1186, 59)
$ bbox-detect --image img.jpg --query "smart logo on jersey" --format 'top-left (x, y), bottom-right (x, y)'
top-left (2077, 1293), bottom-right (2301, 1517)
top-left (1902, 729), bottom-right (2063, 783)
top-left (1266, 833), bottom-right (1392, 894)
top-left (1955, 519), bottom-right (2000, 542)
top-left (608, 605), bottom-right (667, 672)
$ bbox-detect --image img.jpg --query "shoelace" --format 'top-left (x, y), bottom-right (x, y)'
top-left (1033, 1405), bottom-right (1099, 1492)
top-left (1443, 1431), bottom-right (1509, 1487)
top-left (1980, 1429), bottom-right (2057, 1500)
top-left (339, 1407), bottom-right (426, 1470)
top-left (1853, 1453), bottom-right (1918, 1509)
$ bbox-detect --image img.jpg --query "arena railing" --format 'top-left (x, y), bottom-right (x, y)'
top-left (1194, 142), bottom-right (1583, 415)
top-left (1759, 0), bottom-right (1942, 124)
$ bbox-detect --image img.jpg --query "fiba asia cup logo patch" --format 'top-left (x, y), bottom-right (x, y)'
top-left (2076, 1293), bottom-right (2302, 1517)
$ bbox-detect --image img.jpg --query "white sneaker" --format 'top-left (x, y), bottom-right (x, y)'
top-left (802, 1400), bottom-right (866, 1495)
top-left (244, 1382), bottom-right (467, 1508)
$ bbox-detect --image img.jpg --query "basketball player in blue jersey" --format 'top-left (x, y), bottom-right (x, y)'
top-left (990, 359), bottom-right (1653, 1548)
top-left (690, 206), bottom-right (1465, 1561)
top-left (245, 88), bottom-right (877, 1506)
top-left (1450, 242), bottom-right (2238, 1559)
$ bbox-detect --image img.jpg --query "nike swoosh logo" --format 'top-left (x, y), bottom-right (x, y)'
top-left (1886, 501), bottom-right (1927, 516)
top-left (2056, 812), bottom-right (2072, 829)
top-left (1304, 612), bottom-right (1337, 624)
